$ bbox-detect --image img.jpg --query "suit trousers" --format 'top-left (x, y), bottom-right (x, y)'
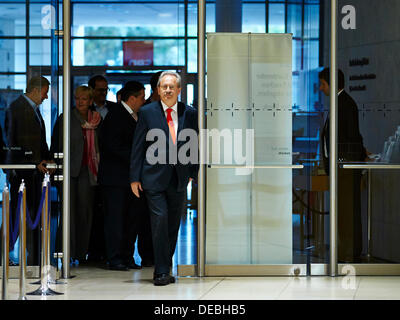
top-left (70, 166), bottom-right (95, 260)
top-left (338, 168), bottom-right (363, 261)
top-left (145, 170), bottom-right (186, 274)
top-left (102, 185), bottom-right (140, 266)
top-left (88, 185), bottom-right (106, 260)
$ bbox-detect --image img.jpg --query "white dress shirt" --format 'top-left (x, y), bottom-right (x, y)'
top-left (161, 100), bottom-right (178, 138)
top-left (121, 101), bottom-right (138, 121)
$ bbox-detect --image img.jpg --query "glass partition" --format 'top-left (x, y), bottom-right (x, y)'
top-left (203, 0), bottom-right (326, 275)
top-left (0, 0), bottom-right (62, 273)
top-left (334, 0), bottom-right (400, 270)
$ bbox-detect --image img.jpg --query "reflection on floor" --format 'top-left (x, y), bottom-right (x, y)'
top-left (4, 209), bottom-right (400, 300)
top-left (3, 266), bottom-right (400, 300)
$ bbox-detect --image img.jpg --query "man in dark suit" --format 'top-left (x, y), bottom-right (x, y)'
top-left (87, 74), bottom-right (118, 263)
top-left (319, 68), bottom-right (367, 262)
top-left (5, 76), bottom-right (53, 265)
top-left (130, 71), bottom-right (198, 286)
top-left (136, 71), bottom-right (164, 268)
top-left (98, 81), bottom-right (146, 271)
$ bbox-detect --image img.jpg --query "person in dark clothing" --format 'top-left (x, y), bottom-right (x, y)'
top-left (51, 85), bottom-right (101, 264)
top-left (319, 68), bottom-right (368, 262)
top-left (5, 76), bottom-right (53, 265)
top-left (130, 72), bottom-right (198, 285)
top-left (98, 81), bottom-right (146, 271)
top-left (87, 74), bottom-right (118, 263)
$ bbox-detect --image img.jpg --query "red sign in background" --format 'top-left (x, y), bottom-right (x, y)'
top-left (123, 41), bottom-right (154, 66)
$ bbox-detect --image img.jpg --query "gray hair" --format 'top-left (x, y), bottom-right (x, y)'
top-left (157, 71), bottom-right (181, 88)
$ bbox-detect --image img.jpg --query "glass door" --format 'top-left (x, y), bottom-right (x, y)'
top-left (334, 0), bottom-right (400, 275)
top-left (0, 0), bottom-right (62, 278)
top-left (201, 0), bottom-right (326, 276)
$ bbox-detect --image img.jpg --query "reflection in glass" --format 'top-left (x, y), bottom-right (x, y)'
top-left (72, 39), bottom-right (185, 66)
top-left (72, 3), bottom-right (184, 37)
top-left (0, 3), bottom-right (26, 36)
top-left (0, 39), bottom-right (26, 72)
top-left (242, 3), bottom-right (266, 33)
top-left (268, 3), bottom-right (285, 33)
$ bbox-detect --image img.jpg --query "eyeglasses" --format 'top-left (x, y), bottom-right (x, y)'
top-left (95, 87), bottom-right (110, 93)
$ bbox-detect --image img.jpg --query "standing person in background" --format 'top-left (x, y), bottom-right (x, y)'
top-left (88, 75), bottom-right (117, 120)
top-left (130, 71), bottom-right (198, 285)
top-left (87, 74), bottom-right (117, 263)
top-left (51, 85), bottom-right (101, 265)
top-left (319, 68), bottom-right (367, 263)
top-left (5, 76), bottom-right (53, 266)
top-left (98, 81), bottom-right (146, 271)
top-left (145, 71), bottom-right (163, 105)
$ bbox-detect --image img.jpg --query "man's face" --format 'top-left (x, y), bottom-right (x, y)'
top-left (31, 85), bottom-right (49, 105)
top-left (158, 75), bottom-right (181, 107)
top-left (131, 89), bottom-right (146, 112)
top-left (93, 80), bottom-right (108, 104)
top-left (319, 79), bottom-right (330, 96)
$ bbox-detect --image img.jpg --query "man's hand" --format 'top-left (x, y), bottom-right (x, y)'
top-left (37, 160), bottom-right (48, 174)
top-left (130, 182), bottom-right (143, 198)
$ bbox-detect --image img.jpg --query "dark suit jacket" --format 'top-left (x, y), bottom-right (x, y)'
top-left (129, 101), bottom-right (198, 192)
top-left (51, 108), bottom-right (98, 178)
top-left (321, 90), bottom-right (366, 172)
top-left (0, 125), bottom-right (6, 164)
top-left (5, 95), bottom-right (50, 164)
top-left (98, 103), bottom-right (137, 186)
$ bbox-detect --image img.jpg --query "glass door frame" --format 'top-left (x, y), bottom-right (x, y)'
top-left (194, 0), bottom-right (400, 278)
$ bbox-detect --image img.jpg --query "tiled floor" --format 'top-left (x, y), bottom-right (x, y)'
top-left (3, 265), bottom-right (400, 300)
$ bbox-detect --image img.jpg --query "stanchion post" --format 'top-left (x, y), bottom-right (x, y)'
top-left (27, 178), bottom-right (62, 296)
top-left (19, 182), bottom-right (27, 300)
top-left (2, 185), bottom-right (10, 300)
top-left (40, 180), bottom-right (50, 292)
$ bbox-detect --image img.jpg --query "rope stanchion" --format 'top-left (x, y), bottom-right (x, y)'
top-left (2, 185), bottom-right (10, 300)
top-left (18, 182), bottom-right (27, 300)
top-left (44, 177), bottom-right (66, 285)
top-left (28, 174), bottom-right (63, 296)
top-left (25, 186), bottom-right (47, 231)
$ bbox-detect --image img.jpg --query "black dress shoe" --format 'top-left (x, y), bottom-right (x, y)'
top-left (153, 273), bottom-right (176, 286)
top-left (109, 263), bottom-right (129, 271)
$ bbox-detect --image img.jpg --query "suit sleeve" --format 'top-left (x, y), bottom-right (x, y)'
top-left (4, 105), bottom-right (17, 164)
top-left (129, 110), bottom-right (148, 183)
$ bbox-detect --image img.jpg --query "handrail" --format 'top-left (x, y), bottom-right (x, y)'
top-left (208, 164), bottom-right (304, 169)
top-left (0, 165), bottom-right (36, 169)
top-left (341, 164), bottom-right (400, 169)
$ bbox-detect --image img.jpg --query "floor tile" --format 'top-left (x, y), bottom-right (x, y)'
top-left (200, 277), bottom-right (293, 300)
top-left (277, 276), bottom-right (360, 300)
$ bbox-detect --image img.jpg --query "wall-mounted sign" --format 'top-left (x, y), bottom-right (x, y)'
top-left (123, 41), bottom-right (153, 66)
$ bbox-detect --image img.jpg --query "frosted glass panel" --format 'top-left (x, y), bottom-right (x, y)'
top-left (206, 33), bottom-right (293, 265)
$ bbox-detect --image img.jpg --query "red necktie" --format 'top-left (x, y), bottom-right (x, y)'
top-left (166, 107), bottom-right (176, 144)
